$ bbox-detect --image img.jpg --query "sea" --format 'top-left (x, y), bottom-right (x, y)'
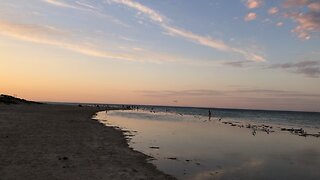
top-left (93, 105), bottom-right (320, 180)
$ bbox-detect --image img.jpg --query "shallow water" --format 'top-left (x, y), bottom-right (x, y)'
top-left (95, 110), bottom-right (320, 180)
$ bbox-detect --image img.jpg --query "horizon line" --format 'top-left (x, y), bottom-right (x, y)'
top-left (43, 100), bottom-right (320, 114)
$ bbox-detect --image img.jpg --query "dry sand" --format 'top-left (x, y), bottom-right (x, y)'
top-left (0, 104), bottom-right (174, 180)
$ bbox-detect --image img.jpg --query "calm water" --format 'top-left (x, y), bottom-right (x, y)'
top-left (94, 107), bottom-right (320, 180)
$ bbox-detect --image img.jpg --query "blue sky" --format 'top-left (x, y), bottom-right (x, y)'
top-left (0, 0), bottom-right (320, 111)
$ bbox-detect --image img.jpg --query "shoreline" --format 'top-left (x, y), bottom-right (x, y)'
top-left (97, 109), bottom-right (320, 179)
top-left (0, 104), bottom-right (174, 180)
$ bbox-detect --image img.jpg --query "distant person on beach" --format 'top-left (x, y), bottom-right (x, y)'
top-left (208, 110), bottom-right (212, 121)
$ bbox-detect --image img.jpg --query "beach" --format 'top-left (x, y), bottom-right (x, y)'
top-left (0, 104), bottom-right (174, 180)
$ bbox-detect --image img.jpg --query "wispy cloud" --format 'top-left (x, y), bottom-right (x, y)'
top-left (43, 0), bottom-right (99, 10)
top-left (111, 0), bottom-right (165, 23)
top-left (136, 90), bottom-right (225, 98)
top-left (42, 0), bottom-right (79, 9)
top-left (135, 88), bottom-right (320, 98)
top-left (75, 1), bottom-right (98, 10)
top-left (269, 60), bottom-right (320, 78)
top-left (110, 0), bottom-right (265, 62)
top-left (0, 20), bottom-right (188, 63)
top-left (42, 0), bottom-right (130, 28)
top-left (119, 36), bottom-right (137, 42)
top-left (0, 20), bottom-right (135, 60)
top-left (162, 25), bottom-right (230, 52)
top-left (283, 0), bottom-right (310, 8)
top-left (223, 60), bottom-right (253, 68)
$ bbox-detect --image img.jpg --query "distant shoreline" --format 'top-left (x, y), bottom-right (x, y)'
top-left (0, 103), bottom-right (174, 180)
top-left (44, 101), bottom-right (320, 114)
top-left (4, 92), bottom-right (314, 113)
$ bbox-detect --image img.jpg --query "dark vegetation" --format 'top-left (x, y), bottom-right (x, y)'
top-left (0, 94), bottom-right (42, 105)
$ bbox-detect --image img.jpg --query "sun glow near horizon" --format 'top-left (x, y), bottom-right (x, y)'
top-left (1, 0), bottom-right (320, 112)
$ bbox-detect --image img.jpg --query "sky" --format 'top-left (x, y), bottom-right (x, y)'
top-left (0, 0), bottom-right (320, 112)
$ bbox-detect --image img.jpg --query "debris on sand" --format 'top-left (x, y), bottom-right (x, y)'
top-left (149, 146), bottom-right (160, 149)
top-left (58, 156), bottom-right (69, 161)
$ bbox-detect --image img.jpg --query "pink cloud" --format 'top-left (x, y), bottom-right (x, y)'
top-left (244, 12), bottom-right (257, 21)
top-left (286, 11), bottom-right (320, 40)
top-left (277, 22), bottom-right (284, 26)
top-left (268, 7), bottom-right (279, 15)
top-left (111, 0), bottom-right (265, 62)
top-left (283, 0), bottom-right (310, 8)
top-left (246, 0), bottom-right (263, 9)
top-left (308, 2), bottom-right (320, 11)
top-left (277, 0), bottom-right (320, 40)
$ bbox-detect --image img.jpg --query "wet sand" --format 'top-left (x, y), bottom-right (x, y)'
top-left (0, 104), bottom-right (174, 180)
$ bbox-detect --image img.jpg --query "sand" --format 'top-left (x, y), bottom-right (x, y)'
top-left (0, 104), bottom-right (174, 180)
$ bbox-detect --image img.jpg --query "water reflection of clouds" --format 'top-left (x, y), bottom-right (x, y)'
top-left (190, 159), bottom-right (264, 180)
top-left (295, 148), bottom-right (320, 166)
top-left (190, 150), bottom-right (320, 180)
top-left (111, 110), bottom-right (204, 123)
top-left (97, 110), bottom-right (320, 180)
top-left (270, 147), bottom-right (320, 167)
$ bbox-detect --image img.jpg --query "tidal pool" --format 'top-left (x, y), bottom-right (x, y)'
top-left (95, 110), bottom-right (320, 180)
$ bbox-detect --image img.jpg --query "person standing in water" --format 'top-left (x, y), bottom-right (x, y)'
top-left (208, 110), bottom-right (212, 121)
